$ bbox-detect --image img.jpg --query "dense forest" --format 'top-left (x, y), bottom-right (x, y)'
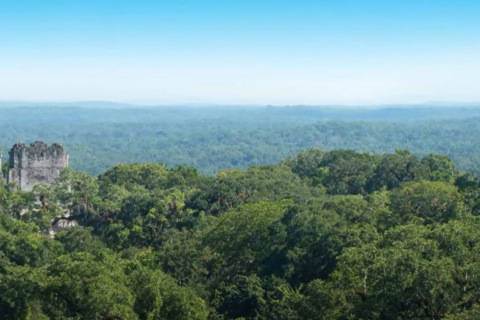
top-left (2, 148), bottom-right (480, 319)
top-left (2, 105), bottom-right (480, 176)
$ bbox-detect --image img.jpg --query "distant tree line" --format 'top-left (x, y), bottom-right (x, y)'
top-left (2, 107), bottom-right (480, 176)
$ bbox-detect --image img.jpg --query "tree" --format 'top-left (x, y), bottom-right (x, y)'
top-left (40, 253), bottom-right (138, 319)
top-left (422, 154), bottom-right (458, 184)
top-left (316, 150), bottom-right (377, 195)
top-left (281, 149), bottom-right (324, 178)
top-left (203, 200), bottom-right (292, 281)
top-left (212, 275), bottom-right (266, 319)
top-left (129, 264), bottom-right (209, 320)
top-left (368, 149), bottom-right (429, 192)
top-left (390, 181), bottom-right (463, 223)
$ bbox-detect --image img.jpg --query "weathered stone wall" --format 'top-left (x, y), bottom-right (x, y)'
top-left (7, 141), bottom-right (69, 191)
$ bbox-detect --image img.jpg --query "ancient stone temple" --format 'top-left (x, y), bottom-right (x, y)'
top-left (7, 141), bottom-right (69, 191)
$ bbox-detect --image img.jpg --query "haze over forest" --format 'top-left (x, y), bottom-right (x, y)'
top-left (2, 0), bottom-right (480, 319)
top-left (1, 103), bottom-right (480, 178)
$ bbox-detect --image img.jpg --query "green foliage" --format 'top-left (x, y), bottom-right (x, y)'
top-left (1, 162), bottom-right (8, 179)
top-left (3, 148), bottom-right (480, 319)
top-left (367, 149), bottom-right (430, 191)
top-left (4, 106), bottom-right (480, 177)
top-left (423, 154), bottom-right (458, 183)
top-left (40, 253), bottom-right (138, 319)
top-left (281, 149), bottom-right (325, 179)
top-left (188, 165), bottom-right (318, 215)
top-left (129, 265), bottom-right (209, 320)
top-left (212, 275), bottom-right (266, 319)
top-left (204, 200), bottom-right (292, 280)
top-left (390, 181), bottom-right (463, 223)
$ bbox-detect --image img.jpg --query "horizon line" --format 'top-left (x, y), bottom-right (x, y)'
top-left (0, 99), bottom-right (480, 108)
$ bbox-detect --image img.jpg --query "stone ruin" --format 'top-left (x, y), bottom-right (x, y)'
top-left (6, 141), bottom-right (69, 191)
top-left (0, 141), bottom-right (75, 237)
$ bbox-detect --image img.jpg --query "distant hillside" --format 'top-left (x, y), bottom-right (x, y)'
top-left (0, 101), bottom-right (140, 109)
top-left (2, 106), bottom-right (480, 176)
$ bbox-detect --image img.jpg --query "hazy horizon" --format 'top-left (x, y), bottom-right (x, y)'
top-left (0, 100), bottom-right (480, 109)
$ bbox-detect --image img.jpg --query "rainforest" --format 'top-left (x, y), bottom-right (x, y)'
top-left (1, 146), bottom-right (480, 319)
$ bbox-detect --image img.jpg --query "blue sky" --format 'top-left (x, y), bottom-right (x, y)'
top-left (0, 0), bottom-right (479, 104)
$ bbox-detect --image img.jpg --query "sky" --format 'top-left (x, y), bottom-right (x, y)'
top-left (0, 0), bottom-right (479, 105)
